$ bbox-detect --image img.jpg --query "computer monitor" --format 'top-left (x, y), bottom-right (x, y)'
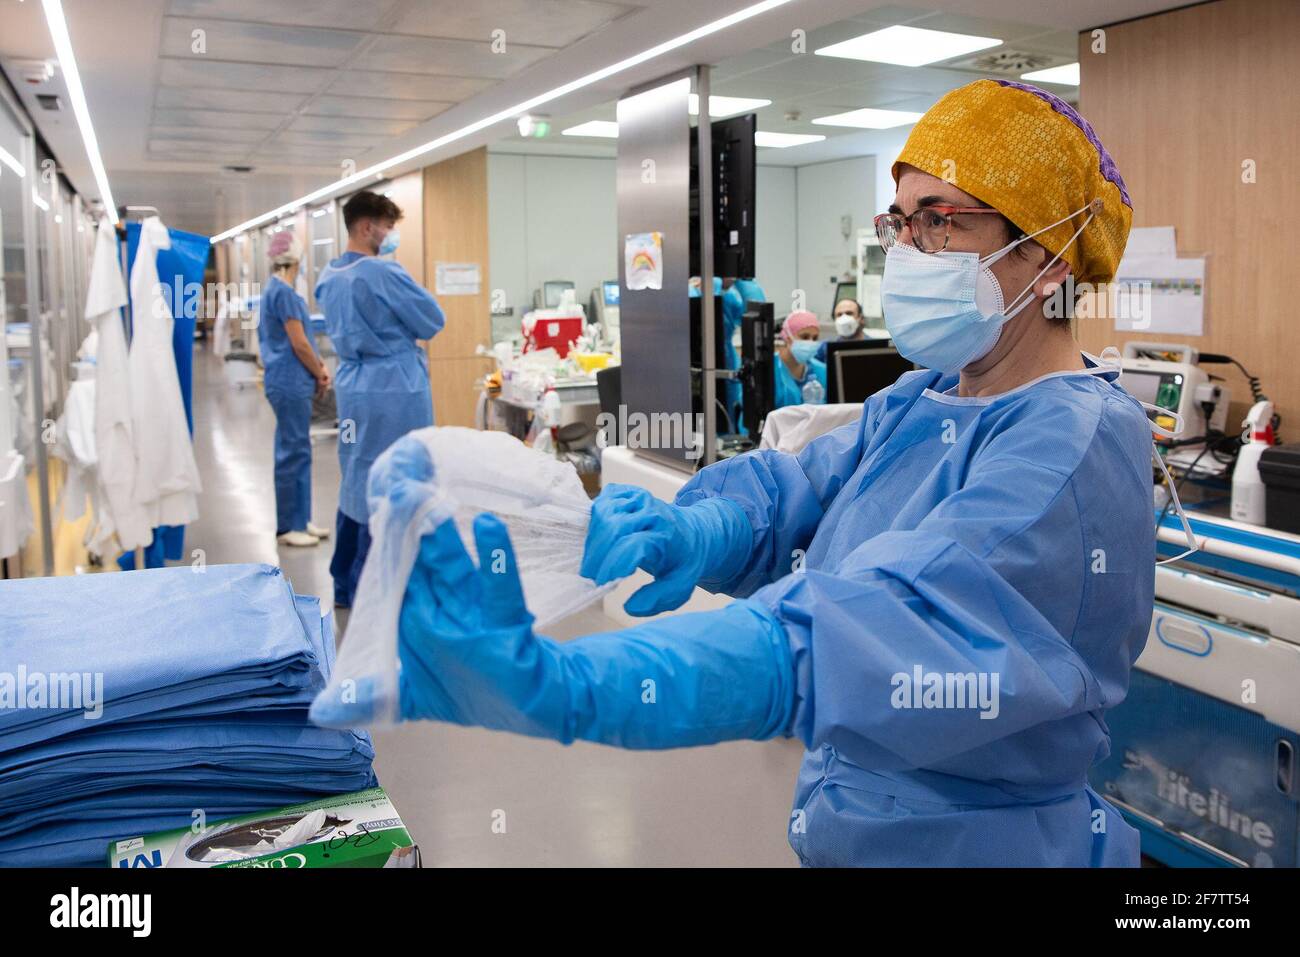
top-left (542, 280), bottom-right (574, 308)
top-left (689, 113), bottom-right (758, 279)
top-left (740, 300), bottom-right (775, 437)
top-left (824, 340), bottom-right (914, 404)
top-left (591, 280), bottom-right (622, 341)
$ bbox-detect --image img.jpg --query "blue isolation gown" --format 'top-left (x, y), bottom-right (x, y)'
top-left (315, 252), bottom-right (445, 523)
top-left (676, 358), bottom-right (1156, 866)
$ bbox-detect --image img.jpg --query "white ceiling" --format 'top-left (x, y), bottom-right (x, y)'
top-left (0, 0), bottom-right (1189, 236)
top-left (494, 4), bottom-right (1081, 166)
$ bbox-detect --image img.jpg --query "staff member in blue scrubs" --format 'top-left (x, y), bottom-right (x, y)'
top-left (258, 232), bottom-right (331, 547)
top-left (315, 190), bottom-right (445, 608)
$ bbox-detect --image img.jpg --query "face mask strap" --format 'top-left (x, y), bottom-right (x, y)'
top-left (999, 202), bottom-right (1099, 318)
top-left (981, 200), bottom-right (1099, 267)
top-left (1152, 447), bottom-right (1200, 565)
top-left (1138, 401), bottom-right (1184, 440)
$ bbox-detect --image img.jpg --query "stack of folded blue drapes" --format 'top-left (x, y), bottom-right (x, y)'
top-left (0, 564), bottom-right (375, 866)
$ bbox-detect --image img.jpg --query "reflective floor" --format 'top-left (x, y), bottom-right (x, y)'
top-left (187, 346), bottom-right (803, 866)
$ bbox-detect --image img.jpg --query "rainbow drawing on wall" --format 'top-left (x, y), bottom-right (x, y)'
top-left (624, 231), bottom-right (664, 291)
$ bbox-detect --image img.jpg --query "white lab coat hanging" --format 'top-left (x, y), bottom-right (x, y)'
top-left (127, 216), bottom-right (201, 530)
top-left (87, 217), bottom-right (151, 552)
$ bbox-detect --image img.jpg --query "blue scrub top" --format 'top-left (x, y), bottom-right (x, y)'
top-left (258, 275), bottom-right (318, 398)
top-left (315, 251), bottom-right (446, 522)
top-left (677, 358), bottom-right (1156, 866)
top-left (774, 354), bottom-right (826, 408)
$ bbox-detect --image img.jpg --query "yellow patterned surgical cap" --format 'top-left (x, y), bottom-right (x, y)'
top-left (892, 79), bottom-right (1132, 286)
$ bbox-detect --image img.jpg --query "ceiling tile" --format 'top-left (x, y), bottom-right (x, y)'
top-left (154, 108), bottom-right (287, 130)
top-left (857, 4), bottom-right (943, 24)
top-left (160, 17), bottom-right (364, 68)
top-left (166, 0), bottom-right (401, 32)
top-left (149, 124), bottom-right (268, 144)
top-left (159, 57), bottom-right (333, 94)
top-left (327, 69), bottom-right (495, 101)
top-left (147, 137), bottom-right (253, 154)
top-left (290, 114), bottom-right (414, 136)
top-left (271, 129), bottom-right (380, 148)
top-left (303, 94), bottom-right (450, 121)
top-left (908, 11), bottom-right (1063, 47)
top-left (252, 144), bottom-right (373, 164)
top-left (363, 34), bottom-right (553, 79)
top-left (155, 86), bottom-right (307, 114)
top-left (387, 0), bottom-right (634, 47)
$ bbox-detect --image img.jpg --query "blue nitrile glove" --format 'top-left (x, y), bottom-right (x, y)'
top-left (397, 512), bottom-right (794, 748)
top-left (580, 483), bottom-right (752, 617)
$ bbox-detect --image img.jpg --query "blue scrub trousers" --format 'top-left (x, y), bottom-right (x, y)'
top-left (330, 510), bottom-right (371, 608)
top-left (265, 387), bottom-right (313, 535)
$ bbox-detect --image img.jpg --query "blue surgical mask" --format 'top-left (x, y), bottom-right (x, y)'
top-left (881, 201), bottom-right (1097, 373)
top-left (790, 339), bottom-right (819, 363)
top-left (378, 227), bottom-right (400, 256)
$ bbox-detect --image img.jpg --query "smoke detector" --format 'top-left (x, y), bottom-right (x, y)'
top-left (944, 49), bottom-right (1057, 75)
top-left (223, 165), bottom-right (254, 174)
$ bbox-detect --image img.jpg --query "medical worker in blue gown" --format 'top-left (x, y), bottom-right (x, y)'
top-left (315, 190), bottom-right (445, 608)
top-left (378, 81), bottom-right (1172, 866)
top-left (258, 232), bottom-right (331, 547)
top-left (689, 276), bottom-right (763, 433)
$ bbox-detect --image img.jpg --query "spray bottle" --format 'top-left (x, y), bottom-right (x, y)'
top-left (1231, 400), bottom-right (1274, 525)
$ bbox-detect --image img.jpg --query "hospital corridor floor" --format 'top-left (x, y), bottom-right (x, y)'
top-left (185, 346), bottom-right (804, 866)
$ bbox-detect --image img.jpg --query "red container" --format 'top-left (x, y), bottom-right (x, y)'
top-left (525, 315), bottom-right (584, 358)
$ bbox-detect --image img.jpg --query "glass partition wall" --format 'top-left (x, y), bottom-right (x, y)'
top-left (0, 81), bottom-right (97, 577)
top-left (0, 80), bottom-right (51, 575)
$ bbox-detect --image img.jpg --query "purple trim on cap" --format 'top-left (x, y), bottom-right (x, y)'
top-left (994, 79), bottom-right (1131, 208)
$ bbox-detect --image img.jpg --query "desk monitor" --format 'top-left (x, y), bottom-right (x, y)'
top-left (825, 340), bottom-right (914, 404)
top-left (542, 280), bottom-right (575, 308)
top-left (740, 300), bottom-right (775, 437)
top-left (602, 280), bottom-right (620, 306)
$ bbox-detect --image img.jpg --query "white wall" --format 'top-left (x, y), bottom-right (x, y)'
top-left (488, 152), bottom-right (617, 343)
top-left (754, 165), bottom-right (796, 312)
top-left (793, 155), bottom-right (875, 321)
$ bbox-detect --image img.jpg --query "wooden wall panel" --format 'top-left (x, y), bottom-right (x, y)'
top-left (388, 170), bottom-right (425, 285)
top-left (422, 148), bottom-right (491, 426)
top-left (1077, 0), bottom-right (1300, 430)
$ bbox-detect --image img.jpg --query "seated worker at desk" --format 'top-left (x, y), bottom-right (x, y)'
top-left (815, 297), bottom-right (867, 363)
top-left (774, 310), bottom-right (826, 408)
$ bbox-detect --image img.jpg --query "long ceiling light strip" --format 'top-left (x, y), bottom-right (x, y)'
top-left (0, 145), bottom-right (26, 177)
top-left (42, 0), bottom-right (117, 224)
top-left (211, 0), bottom-right (796, 243)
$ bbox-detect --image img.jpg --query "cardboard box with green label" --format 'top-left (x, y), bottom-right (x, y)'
top-left (109, 787), bottom-right (420, 868)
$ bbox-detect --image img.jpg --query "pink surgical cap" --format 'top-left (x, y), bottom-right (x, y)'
top-left (782, 310), bottom-right (819, 341)
top-left (266, 231), bottom-right (301, 264)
